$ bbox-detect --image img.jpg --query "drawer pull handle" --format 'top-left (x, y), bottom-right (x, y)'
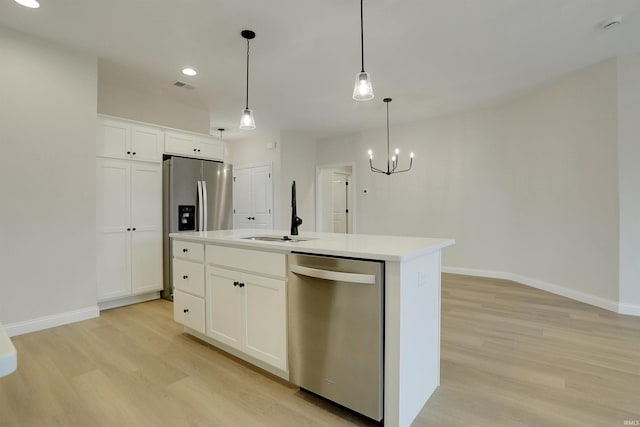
top-left (183, 275), bottom-right (188, 280)
top-left (182, 248), bottom-right (188, 253)
top-left (183, 308), bottom-right (189, 313)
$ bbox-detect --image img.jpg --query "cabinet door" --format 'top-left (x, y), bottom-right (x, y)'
top-left (130, 162), bottom-right (163, 295)
top-left (96, 158), bottom-right (132, 300)
top-left (251, 166), bottom-right (273, 230)
top-left (243, 275), bottom-right (287, 371)
top-left (198, 137), bottom-right (224, 161)
top-left (131, 124), bottom-right (163, 163)
top-left (97, 119), bottom-right (130, 160)
top-left (164, 131), bottom-right (198, 157)
top-left (233, 168), bottom-right (253, 229)
top-left (206, 268), bottom-right (243, 350)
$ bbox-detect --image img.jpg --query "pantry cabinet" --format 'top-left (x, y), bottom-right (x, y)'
top-left (96, 158), bottom-right (162, 302)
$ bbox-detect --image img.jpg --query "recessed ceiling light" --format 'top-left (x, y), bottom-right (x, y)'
top-left (14, 0), bottom-right (40, 8)
top-left (181, 68), bottom-right (197, 76)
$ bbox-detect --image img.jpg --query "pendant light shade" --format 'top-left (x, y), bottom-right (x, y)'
top-left (353, 71), bottom-right (374, 101)
top-left (240, 30), bottom-right (256, 130)
top-left (368, 98), bottom-right (414, 175)
top-left (240, 108), bottom-right (256, 130)
top-left (353, 0), bottom-right (374, 101)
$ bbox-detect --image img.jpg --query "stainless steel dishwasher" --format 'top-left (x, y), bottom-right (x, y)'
top-left (288, 253), bottom-right (384, 421)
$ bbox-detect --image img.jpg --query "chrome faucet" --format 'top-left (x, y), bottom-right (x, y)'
top-left (290, 180), bottom-right (303, 235)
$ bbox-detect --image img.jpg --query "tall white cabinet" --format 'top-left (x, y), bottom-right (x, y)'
top-left (233, 164), bottom-right (273, 229)
top-left (96, 116), bottom-right (163, 307)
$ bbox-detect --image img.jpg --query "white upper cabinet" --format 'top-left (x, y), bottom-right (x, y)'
top-left (97, 117), bottom-right (163, 163)
top-left (164, 130), bottom-right (223, 161)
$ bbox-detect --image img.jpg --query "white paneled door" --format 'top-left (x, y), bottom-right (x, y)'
top-left (233, 164), bottom-right (272, 230)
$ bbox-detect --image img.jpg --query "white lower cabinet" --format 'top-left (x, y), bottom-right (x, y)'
top-left (206, 266), bottom-right (287, 371)
top-left (174, 290), bottom-right (205, 334)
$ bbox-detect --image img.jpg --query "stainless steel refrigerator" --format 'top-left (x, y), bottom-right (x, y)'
top-left (162, 156), bottom-right (233, 300)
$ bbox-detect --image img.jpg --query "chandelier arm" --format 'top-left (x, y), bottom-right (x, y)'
top-left (369, 159), bottom-right (386, 174)
top-left (393, 158), bottom-right (414, 174)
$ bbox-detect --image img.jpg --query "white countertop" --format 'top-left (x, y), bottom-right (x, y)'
top-left (170, 229), bottom-right (454, 262)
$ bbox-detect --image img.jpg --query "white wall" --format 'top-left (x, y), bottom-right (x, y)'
top-left (97, 60), bottom-right (211, 134)
top-left (316, 58), bottom-right (620, 308)
top-left (0, 28), bottom-right (98, 329)
top-left (508, 58), bottom-right (619, 302)
top-left (617, 53), bottom-right (640, 311)
top-left (279, 131), bottom-right (317, 231)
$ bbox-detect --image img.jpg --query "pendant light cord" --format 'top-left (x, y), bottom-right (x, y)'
top-left (245, 38), bottom-right (250, 109)
top-left (360, 0), bottom-right (365, 72)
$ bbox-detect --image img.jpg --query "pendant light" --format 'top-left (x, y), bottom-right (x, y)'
top-left (240, 30), bottom-right (256, 130)
top-left (353, 0), bottom-right (374, 101)
top-left (368, 98), bottom-right (413, 175)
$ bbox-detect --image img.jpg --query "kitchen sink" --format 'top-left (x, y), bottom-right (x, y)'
top-left (240, 235), bottom-right (314, 243)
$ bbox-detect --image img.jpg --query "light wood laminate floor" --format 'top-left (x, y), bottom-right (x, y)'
top-left (1, 274), bottom-right (639, 426)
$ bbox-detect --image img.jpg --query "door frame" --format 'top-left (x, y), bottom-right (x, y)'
top-left (315, 162), bottom-right (356, 234)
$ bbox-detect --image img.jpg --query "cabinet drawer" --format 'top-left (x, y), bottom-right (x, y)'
top-left (173, 258), bottom-right (204, 297)
top-left (206, 245), bottom-right (286, 278)
top-left (173, 290), bottom-right (205, 334)
top-left (173, 240), bottom-right (204, 262)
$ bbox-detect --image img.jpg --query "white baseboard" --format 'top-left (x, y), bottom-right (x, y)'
top-left (618, 302), bottom-right (640, 316)
top-left (5, 306), bottom-right (100, 338)
top-left (98, 292), bottom-right (161, 311)
top-left (442, 266), bottom-right (627, 315)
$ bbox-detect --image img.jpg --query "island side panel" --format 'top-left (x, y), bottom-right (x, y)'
top-left (385, 250), bottom-right (442, 427)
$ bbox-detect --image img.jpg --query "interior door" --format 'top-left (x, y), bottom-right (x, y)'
top-left (251, 165), bottom-right (273, 230)
top-left (233, 168), bottom-right (253, 229)
top-left (130, 162), bottom-right (162, 295)
top-left (332, 173), bottom-right (348, 233)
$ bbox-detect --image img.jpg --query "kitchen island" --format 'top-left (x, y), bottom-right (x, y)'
top-left (169, 229), bottom-right (454, 427)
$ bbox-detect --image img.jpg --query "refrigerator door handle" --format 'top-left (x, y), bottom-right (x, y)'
top-left (197, 180), bottom-right (204, 230)
top-left (202, 180), bottom-right (208, 231)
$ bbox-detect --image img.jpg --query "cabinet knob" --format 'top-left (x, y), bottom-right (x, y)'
top-left (193, 148), bottom-right (197, 152)
top-left (197, 149), bottom-right (201, 152)
top-left (132, 227), bottom-right (136, 231)
top-left (126, 151), bottom-right (131, 155)
top-left (183, 248), bottom-right (188, 253)
top-left (183, 308), bottom-right (189, 313)
top-left (126, 228), bottom-right (131, 231)
top-left (238, 282), bottom-right (245, 288)
top-left (233, 281), bottom-right (238, 287)
top-left (183, 275), bottom-right (188, 280)
top-left (132, 152), bottom-right (136, 155)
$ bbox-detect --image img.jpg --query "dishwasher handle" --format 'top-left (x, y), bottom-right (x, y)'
top-left (290, 265), bottom-right (376, 285)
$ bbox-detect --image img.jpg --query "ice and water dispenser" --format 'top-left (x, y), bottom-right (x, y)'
top-left (178, 205), bottom-right (196, 231)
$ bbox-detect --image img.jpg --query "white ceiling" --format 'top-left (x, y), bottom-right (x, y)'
top-left (1, 0), bottom-right (639, 140)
